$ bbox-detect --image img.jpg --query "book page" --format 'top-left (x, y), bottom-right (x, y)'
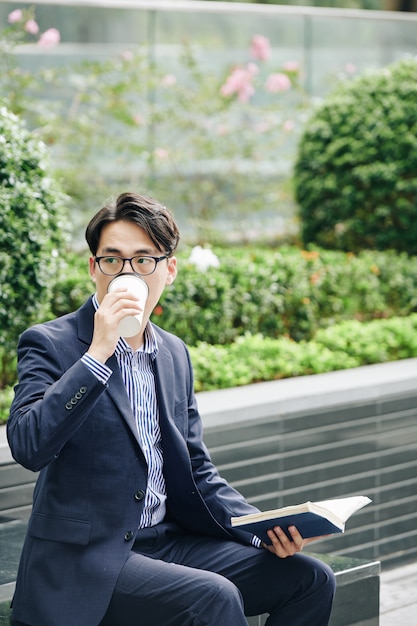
top-left (231, 496), bottom-right (371, 527)
top-left (312, 496), bottom-right (371, 523)
top-left (231, 502), bottom-right (311, 526)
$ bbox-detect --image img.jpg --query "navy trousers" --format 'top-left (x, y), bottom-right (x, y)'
top-left (99, 522), bottom-right (336, 626)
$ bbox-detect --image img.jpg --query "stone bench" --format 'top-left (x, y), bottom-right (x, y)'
top-left (0, 419), bottom-right (380, 626)
top-left (0, 519), bottom-right (27, 626)
top-left (247, 553), bottom-right (380, 626)
top-left (0, 516), bottom-right (380, 626)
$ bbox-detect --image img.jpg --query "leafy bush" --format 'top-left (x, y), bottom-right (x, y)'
top-left (50, 245), bottom-right (417, 348)
top-left (0, 384), bottom-right (14, 425)
top-left (315, 315), bottom-right (417, 363)
top-left (155, 246), bottom-right (417, 344)
top-left (2, 312), bottom-right (417, 420)
top-left (189, 334), bottom-right (360, 392)
top-left (189, 313), bottom-right (417, 391)
top-left (3, 243), bottom-right (417, 421)
top-left (294, 57), bottom-right (417, 253)
top-left (0, 103), bottom-right (69, 386)
top-left (51, 252), bottom-right (93, 318)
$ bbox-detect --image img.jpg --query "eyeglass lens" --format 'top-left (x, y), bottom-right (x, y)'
top-left (98, 256), bottom-right (157, 275)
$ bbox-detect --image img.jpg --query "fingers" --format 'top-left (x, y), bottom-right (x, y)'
top-left (104, 289), bottom-right (144, 315)
top-left (87, 292), bottom-right (144, 363)
top-left (262, 526), bottom-right (333, 559)
top-left (264, 525), bottom-right (305, 559)
top-left (99, 291), bottom-right (143, 332)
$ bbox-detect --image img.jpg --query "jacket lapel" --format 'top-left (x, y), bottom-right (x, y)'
top-left (76, 297), bottom-right (140, 444)
top-left (105, 355), bottom-right (140, 443)
top-left (152, 330), bottom-right (175, 427)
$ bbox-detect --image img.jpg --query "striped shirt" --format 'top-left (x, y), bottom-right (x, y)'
top-left (82, 296), bottom-right (261, 547)
top-left (81, 295), bottom-right (166, 528)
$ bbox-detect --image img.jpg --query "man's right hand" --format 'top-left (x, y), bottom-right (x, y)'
top-left (86, 289), bottom-right (143, 363)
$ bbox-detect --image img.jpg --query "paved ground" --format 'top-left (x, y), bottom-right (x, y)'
top-left (380, 560), bottom-right (417, 625)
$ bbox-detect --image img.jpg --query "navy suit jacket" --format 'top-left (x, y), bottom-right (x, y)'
top-left (7, 297), bottom-right (259, 626)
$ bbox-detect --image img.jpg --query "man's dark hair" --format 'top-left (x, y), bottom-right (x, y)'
top-left (85, 192), bottom-right (180, 256)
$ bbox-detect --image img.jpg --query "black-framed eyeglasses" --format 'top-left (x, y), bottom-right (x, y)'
top-left (95, 255), bottom-right (168, 276)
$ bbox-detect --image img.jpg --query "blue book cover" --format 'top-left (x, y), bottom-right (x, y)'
top-left (232, 512), bottom-right (342, 542)
top-left (231, 496), bottom-right (371, 543)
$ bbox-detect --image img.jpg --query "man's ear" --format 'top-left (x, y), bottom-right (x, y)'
top-left (166, 256), bottom-right (177, 285)
top-left (89, 256), bottom-right (97, 282)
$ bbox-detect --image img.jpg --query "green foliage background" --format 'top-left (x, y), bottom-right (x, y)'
top-left (1, 10), bottom-right (417, 421)
top-left (189, 313), bottom-right (417, 391)
top-left (2, 243), bottom-right (417, 419)
top-left (294, 58), bottom-right (417, 253)
top-left (0, 103), bottom-right (69, 384)
top-left (50, 245), bottom-right (417, 346)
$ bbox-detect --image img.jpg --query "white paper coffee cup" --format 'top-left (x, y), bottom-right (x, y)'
top-left (107, 273), bottom-right (149, 337)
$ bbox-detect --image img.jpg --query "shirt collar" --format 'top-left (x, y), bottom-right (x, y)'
top-left (92, 293), bottom-right (159, 359)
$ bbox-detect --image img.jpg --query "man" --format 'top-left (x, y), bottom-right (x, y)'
top-left (8, 192), bottom-right (335, 626)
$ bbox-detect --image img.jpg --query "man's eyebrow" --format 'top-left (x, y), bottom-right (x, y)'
top-left (100, 246), bottom-right (157, 255)
top-left (101, 247), bottom-right (122, 255)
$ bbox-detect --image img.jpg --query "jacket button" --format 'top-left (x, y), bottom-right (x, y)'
top-left (134, 490), bottom-right (146, 502)
top-left (124, 530), bottom-right (134, 541)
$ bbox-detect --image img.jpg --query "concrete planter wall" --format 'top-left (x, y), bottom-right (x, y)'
top-left (198, 358), bottom-right (417, 569)
top-left (1, 359), bottom-right (417, 569)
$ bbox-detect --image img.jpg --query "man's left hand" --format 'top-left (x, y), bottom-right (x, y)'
top-left (261, 526), bottom-right (327, 558)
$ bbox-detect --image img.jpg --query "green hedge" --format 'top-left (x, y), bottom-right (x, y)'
top-left (294, 58), bottom-right (417, 253)
top-left (189, 314), bottom-right (417, 392)
top-left (158, 246), bottom-right (417, 344)
top-left (2, 313), bottom-right (417, 421)
top-left (2, 245), bottom-right (417, 423)
top-left (0, 103), bottom-right (69, 370)
top-left (51, 245), bottom-right (417, 346)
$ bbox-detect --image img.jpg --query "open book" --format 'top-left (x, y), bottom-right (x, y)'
top-left (231, 495), bottom-right (371, 543)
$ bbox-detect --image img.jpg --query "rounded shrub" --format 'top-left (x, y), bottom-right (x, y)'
top-left (0, 103), bottom-right (69, 380)
top-left (293, 57), bottom-right (417, 253)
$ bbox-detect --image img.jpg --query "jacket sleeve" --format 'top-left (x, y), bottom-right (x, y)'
top-left (187, 380), bottom-right (261, 535)
top-left (160, 335), bottom-right (261, 543)
top-left (7, 323), bottom-right (108, 472)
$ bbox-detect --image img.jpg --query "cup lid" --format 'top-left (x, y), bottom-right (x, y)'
top-left (107, 273), bottom-right (149, 295)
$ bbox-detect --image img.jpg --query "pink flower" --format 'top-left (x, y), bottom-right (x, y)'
top-left (254, 121), bottom-right (270, 133)
top-left (154, 148), bottom-right (169, 160)
top-left (283, 60), bottom-right (299, 73)
top-left (216, 124), bottom-right (230, 136)
top-left (38, 28), bottom-right (60, 48)
top-left (161, 74), bottom-right (177, 87)
top-left (283, 119), bottom-right (295, 132)
top-left (220, 64), bottom-right (258, 102)
top-left (133, 113), bottom-right (144, 125)
top-left (8, 9), bottom-right (22, 24)
top-left (265, 73), bottom-right (291, 93)
top-left (25, 19), bottom-right (39, 35)
top-left (250, 35), bottom-right (271, 61)
top-left (121, 50), bottom-right (133, 61)
top-left (345, 62), bottom-right (357, 75)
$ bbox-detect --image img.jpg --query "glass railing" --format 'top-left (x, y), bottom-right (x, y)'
top-left (1, 0), bottom-right (416, 239)
top-left (2, 0), bottom-right (416, 95)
